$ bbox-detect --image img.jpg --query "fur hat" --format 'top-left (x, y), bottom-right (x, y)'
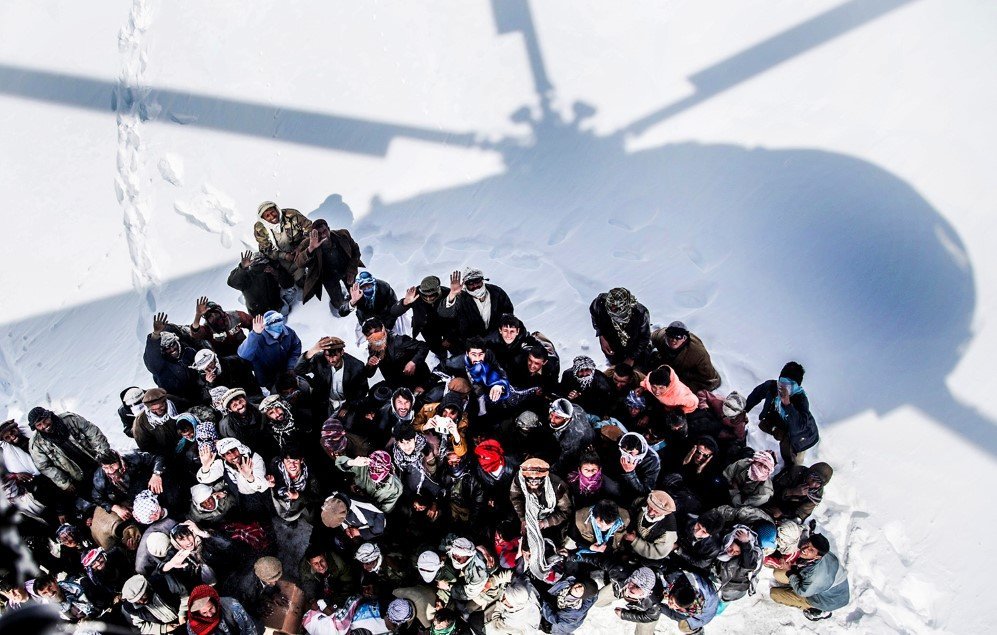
top-left (254, 556), bottom-right (283, 583)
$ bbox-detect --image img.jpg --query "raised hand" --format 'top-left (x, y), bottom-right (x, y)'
top-left (449, 270), bottom-right (463, 296)
top-left (238, 455), bottom-right (255, 480)
top-left (152, 312), bottom-right (168, 334)
top-left (308, 228), bottom-right (328, 253)
top-left (198, 445), bottom-right (216, 470)
top-left (194, 296), bottom-right (210, 318)
top-left (349, 282), bottom-right (363, 306)
top-left (403, 286), bottom-right (418, 305)
top-left (252, 315), bottom-right (265, 334)
top-left (240, 250), bottom-right (253, 268)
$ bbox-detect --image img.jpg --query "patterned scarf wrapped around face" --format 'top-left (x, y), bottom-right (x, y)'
top-left (605, 288), bottom-right (636, 347)
top-left (277, 460), bottom-right (310, 498)
top-left (571, 356), bottom-right (597, 390)
top-left (567, 467), bottom-right (603, 494)
top-left (367, 450), bottom-right (393, 483)
top-left (393, 434), bottom-right (429, 490)
top-left (555, 580), bottom-right (584, 610)
top-left (195, 421), bottom-right (218, 452)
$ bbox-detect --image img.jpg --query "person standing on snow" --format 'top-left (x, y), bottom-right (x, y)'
top-left (589, 287), bottom-right (652, 368)
top-left (438, 267), bottom-right (515, 351)
top-left (295, 218), bottom-right (364, 315)
top-left (237, 311), bottom-right (301, 391)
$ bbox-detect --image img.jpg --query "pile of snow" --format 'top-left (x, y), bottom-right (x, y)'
top-left (2, 1), bottom-right (995, 632)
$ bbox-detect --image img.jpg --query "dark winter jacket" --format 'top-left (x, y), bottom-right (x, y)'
top-left (649, 331), bottom-right (721, 392)
top-left (294, 228), bottom-right (364, 304)
top-left (597, 564), bottom-right (661, 624)
top-left (389, 293), bottom-right (455, 355)
top-left (237, 327), bottom-right (302, 390)
top-left (363, 332), bottom-right (433, 391)
top-left (540, 578), bottom-right (598, 634)
top-left (91, 451), bottom-right (167, 513)
top-left (143, 334), bottom-right (201, 401)
top-left (619, 447), bottom-right (660, 498)
top-left (29, 412), bottom-right (111, 491)
top-left (549, 404), bottom-right (594, 476)
top-left (672, 512), bottom-right (724, 571)
top-left (770, 463), bottom-right (832, 521)
top-left (339, 278), bottom-right (399, 329)
top-left (438, 283), bottom-right (515, 347)
top-left (558, 370), bottom-right (615, 418)
top-left (745, 380), bottom-right (819, 453)
top-left (295, 351), bottom-right (369, 418)
top-left (589, 293), bottom-right (652, 365)
top-left (195, 355), bottom-right (262, 403)
top-left (227, 258), bottom-right (291, 316)
top-left (484, 316), bottom-right (543, 373)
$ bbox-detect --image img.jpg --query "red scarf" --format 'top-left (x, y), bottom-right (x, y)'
top-left (474, 439), bottom-right (505, 473)
top-left (187, 585), bottom-right (221, 635)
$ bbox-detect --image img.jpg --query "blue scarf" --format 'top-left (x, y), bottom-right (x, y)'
top-left (465, 359), bottom-right (510, 399)
top-left (584, 511), bottom-right (624, 552)
top-left (775, 379), bottom-right (804, 419)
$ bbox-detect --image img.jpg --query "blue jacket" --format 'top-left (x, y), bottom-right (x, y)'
top-left (541, 579), bottom-right (598, 634)
top-left (660, 570), bottom-right (719, 630)
top-left (790, 552), bottom-right (850, 611)
top-left (143, 335), bottom-right (199, 400)
top-left (237, 328), bottom-right (302, 389)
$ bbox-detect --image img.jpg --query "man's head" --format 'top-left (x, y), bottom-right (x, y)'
top-left (254, 556), bottom-right (283, 587)
top-left (663, 321), bottom-right (689, 350)
top-left (394, 423), bottom-right (418, 455)
top-left (171, 525), bottom-right (197, 551)
top-left (0, 420), bottom-right (22, 444)
top-left (549, 399), bottom-right (573, 429)
top-left (645, 490), bottom-right (676, 520)
top-left (28, 407), bottom-right (54, 433)
top-left (321, 336), bottom-right (346, 367)
top-left (99, 451), bottom-right (125, 478)
top-left (779, 361), bottom-right (806, 385)
top-left (82, 547), bottom-right (106, 571)
top-left (258, 201), bottom-right (280, 224)
top-left (592, 500), bottom-right (621, 531)
top-left (222, 388), bottom-right (247, 415)
top-left (647, 366), bottom-right (672, 394)
top-left (122, 575), bottom-right (150, 606)
top-left (142, 388), bottom-right (170, 416)
top-left (525, 347), bottom-right (547, 375)
top-left (692, 512), bottom-right (722, 539)
top-left (191, 485), bottom-right (217, 512)
top-left (465, 336), bottom-right (488, 364)
top-left (520, 458), bottom-right (550, 490)
top-left (623, 567), bottom-right (655, 601)
top-left (665, 576), bottom-right (696, 611)
top-left (307, 550), bottom-right (329, 575)
top-left (216, 438), bottom-right (243, 466)
top-left (799, 533), bottom-right (830, 561)
top-left (611, 363), bottom-right (635, 391)
top-left (311, 218), bottom-right (331, 242)
top-left (355, 543), bottom-right (382, 572)
top-left (33, 575), bottom-right (62, 602)
top-left (418, 275), bottom-right (442, 303)
top-left (498, 314), bottom-right (521, 345)
top-left (393, 390), bottom-right (414, 419)
top-left (461, 267), bottom-right (486, 294)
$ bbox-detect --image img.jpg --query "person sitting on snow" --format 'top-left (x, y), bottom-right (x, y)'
top-left (768, 533), bottom-right (849, 622)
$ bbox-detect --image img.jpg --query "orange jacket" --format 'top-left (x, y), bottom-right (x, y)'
top-left (641, 367), bottom-right (698, 414)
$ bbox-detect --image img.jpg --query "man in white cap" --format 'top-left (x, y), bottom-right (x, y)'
top-left (120, 573), bottom-right (183, 634)
top-left (187, 482), bottom-right (234, 524)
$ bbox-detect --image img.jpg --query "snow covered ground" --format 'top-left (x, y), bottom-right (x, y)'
top-left (2, 0), bottom-right (995, 632)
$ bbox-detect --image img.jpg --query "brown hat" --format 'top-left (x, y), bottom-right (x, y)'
top-left (418, 275), bottom-right (442, 295)
top-left (253, 556), bottom-right (283, 584)
top-left (520, 458), bottom-right (550, 476)
top-left (447, 377), bottom-right (472, 395)
top-left (142, 388), bottom-right (167, 404)
top-left (646, 490), bottom-right (676, 514)
top-left (323, 337), bottom-right (346, 352)
top-left (321, 496), bottom-right (348, 528)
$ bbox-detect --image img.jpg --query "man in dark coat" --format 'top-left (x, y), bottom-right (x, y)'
top-left (745, 361), bottom-right (819, 466)
top-left (92, 450), bottom-right (170, 521)
top-left (547, 399), bottom-right (594, 476)
top-left (143, 313), bottom-right (201, 402)
top-left (296, 336), bottom-right (369, 419)
top-left (438, 267), bottom-right (514, 350)
top-left (295, 218), bottom-right (364, 313)
top-left (649, 321), bottom-right (721, 392)
top-left (190, 349), bottom-right (262, 404)
top-left (341, 271), bottom-right (399, 330)
top-left (559, 355), bottom-right (615, 418)
top-left (590, 288), bottom-right (652, 368)
top-left (187, 297), bottom-right (252, 358)
top-left (227, 250), bottom-right (292, 316)
top-left (506, 345), bottom-right (560, 395)
top-left (361, 318), bottom-right (436, 394)
top-left (389, 275), bottom-right (455, 361)
top-left (485, 313), bottom-right (544, 375)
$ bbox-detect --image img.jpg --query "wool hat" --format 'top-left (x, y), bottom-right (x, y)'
top-left (549, 398), bottom-right (573, 421)
top-left (257, 201), bottom-right (279, 218)
top-left (355, 543), bottom-right (381, 564)
top-left (259, 394), bottom-right (286, 413)
top-left (626, 567), bottom-right (656, 595)
top-left (387, 598), bottom-right (415, 624)
top-left (146, 532), bottom-right (171, 559)
top-left (520, 457), bottom-right (550, 476)
top-left (461, 267), bottom-right (485, 283)
top-left (664, 321), bottom-right (689, 337)
top-left (418, 275), bottom-right (442, 295)
top-left (215, 437), bottom-right (241, 455)
top-left (722, 391), bottom-right (746, 418)
top-left (122, 387), bottom-right (146, 407)
top-left (132, 490), bottom-right (162, 525)
top-left (121, 575), bottom-right (149, 603)
top-left (417, 551), bottom-right (443, 582)
top-left (142, 388), bottom-right (168, 405)
top-left (779, 361), bottom-right (805, 385)
top-left (159, 331), bottom-right (180, 350)
top-left (191, 485), bottom-right (214, 506)
top-left (646, 490), bottom-right (676, 514)
top-left (191, 349), bottom-right (218, 371)
top-left (356, 271), bottom-right (376, 287)
top-left (81, 547), bottom-right (104, 568)
top-left (0, 419), bottom-right (19, 436)
top-left (254, 556), bottom-right (283, 583)
top-left (808, 533), bottom-right (831, 556)
top-left (516, 410), bottom-right (540, 431)
top-left (221, 387), bottom-right (246, 410)
top-left (321, 496), bottom-right (348, 528)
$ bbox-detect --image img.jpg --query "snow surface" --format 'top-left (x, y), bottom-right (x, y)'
top-left (2, 1), bottom-right (996, 632)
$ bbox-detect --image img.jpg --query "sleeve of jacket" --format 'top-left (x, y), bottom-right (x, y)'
top-left (143, 335), bottom-right (167, 376)
top-left (542, 481), bottom-right (574, 529)
top-left (72, 414), bottom-right (111, 457)
top-left (253, 222), bottom-right (276, 255)
top-left (509, 478), bottom-right (526, 522)
top-left (388, 298), bottom-right (413, 319)
top-left (30, 441), bottom-right (72, 491)
top-left (492, 287), bottom-right (515, 321)
top-left (744, 380), bottom-right (771, 413)
top-left (91, 474), bottom-right (116, 512)
top-left (395, 334), bottom-right (429, 366)
top-left (358, 509), bottom-right (386, 540)
top-left (620, 598), bottom-right (661, 623)
top-left (286, 332), bottom-right (303, 372)
top-left (437, 293), bottom-right (459, 318)
top-left (226, 265), bottom-right (251, 292)
top-left (589, 296), bottom-right (603, 336)
top-left (197, 459), bottom-right (225, 485)
top-left (238, 331), bottom-right (263, 362)
top-left (223, 598), bottom-right (259, 635)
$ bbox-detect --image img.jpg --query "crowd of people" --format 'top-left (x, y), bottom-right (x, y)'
top-left (0, 201), bottom-right (849, 634)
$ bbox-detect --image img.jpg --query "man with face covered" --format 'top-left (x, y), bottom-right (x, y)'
top-left (438, 267), bottom-right (515, 350)
top-left (559, 355), bottom-right (614, 418)
top-left (589, 287), bottom-right (652, 368)
top-left (591, 566), bottom-right (662, 634)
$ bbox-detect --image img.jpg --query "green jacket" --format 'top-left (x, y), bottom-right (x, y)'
top-left (253, 208), bottom-right (313, 259)
top-left (29, 412), bottom-right (110, 491)
top-left (334, 456), bottom-right (403, 513)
